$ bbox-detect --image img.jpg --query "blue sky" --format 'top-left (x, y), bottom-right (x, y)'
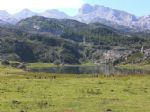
top-left (0, 0), bottom-right (150, 16)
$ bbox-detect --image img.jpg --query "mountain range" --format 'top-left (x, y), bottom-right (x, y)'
top-left (0, 4), bottom-right (150, 31)
top-left (1, 15), bottom-right (149, 64)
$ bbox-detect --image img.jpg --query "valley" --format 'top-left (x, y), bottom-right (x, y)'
top-left (0, 3), bottom-right (150, 112)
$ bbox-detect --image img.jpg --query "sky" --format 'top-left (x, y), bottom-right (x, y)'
top-left (0, 0), bottom-right (150, 16)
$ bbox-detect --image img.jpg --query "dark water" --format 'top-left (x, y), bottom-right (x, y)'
top-left (28, 65), bottom-right (150, 75)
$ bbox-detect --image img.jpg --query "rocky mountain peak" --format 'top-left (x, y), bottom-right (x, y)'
top-left (0, 10), bottom-right (10, 16)
top-left (0, 10), bottom-right (16, 24)
top-left (78, 4), bottom-right (95, 15)
top-left (39, 9), bottom-right (69, 19)
top-left (75, 4), bottom-right (138, 28)
top-left (45, 9), bottom-right (61, 13)
top-left (13, 9), bottom-right (36, 20)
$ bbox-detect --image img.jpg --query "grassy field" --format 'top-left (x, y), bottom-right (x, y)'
top-left (27, 63), bottom-right (56, 69)
top-left (27, 62), bottom-right (96, 69)
top-left (0, 65), bottom-right (150, 112)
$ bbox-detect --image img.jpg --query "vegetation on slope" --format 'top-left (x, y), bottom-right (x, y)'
top-left (0, 16), bottom-right (150, 64)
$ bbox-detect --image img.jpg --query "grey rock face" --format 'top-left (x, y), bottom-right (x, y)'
top-left (76, 4), bottom-right (150, 30)
top-left (74, 4), bottom-right (138, 27)
top-left (135, 16), bottom-right (150, 30)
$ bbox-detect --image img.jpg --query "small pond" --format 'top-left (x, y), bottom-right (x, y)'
top-left (28, 65), bottom-right (150, 75)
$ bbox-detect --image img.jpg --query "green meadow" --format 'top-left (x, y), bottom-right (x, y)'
top-left (0, 65), bottom-right (150, 112)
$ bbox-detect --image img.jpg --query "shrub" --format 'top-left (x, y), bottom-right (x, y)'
top-left (1, 60), bottom-right (10, 65)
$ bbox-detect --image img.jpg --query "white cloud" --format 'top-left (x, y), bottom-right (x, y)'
top-left (0, 0), bottom-right (85, 13)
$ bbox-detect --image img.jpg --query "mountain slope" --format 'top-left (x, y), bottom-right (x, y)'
top-left (17, 16), bottom-right (88, 35)
top-left (0, 10), bottom-right (11, 19)
top-left (17, 16), bottom-right (147, 46)
top-left (0, 16), bottom-right (150, 64)
top-left (0, 19), bottom-right (8, 25)
top-left (39, 9), bottom-right (69, 19)
top-left (0, 10), bottom-right (17, 24)
top-left (0, 25), bottom-right (82, 63)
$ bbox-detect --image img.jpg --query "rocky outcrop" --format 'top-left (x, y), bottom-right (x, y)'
top-left (144, 48), bottom-right (150, 58)
top-left (75, 4), bottom-right (137, 26)
top-left (74, 4), bottom-right (150, 31)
